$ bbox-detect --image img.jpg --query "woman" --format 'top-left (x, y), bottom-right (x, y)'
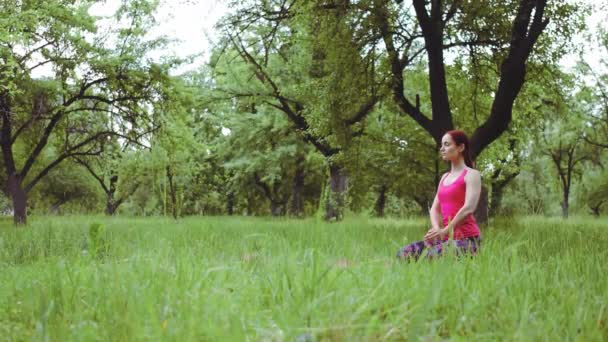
top-left (397, 130), bottom-right (482, 260)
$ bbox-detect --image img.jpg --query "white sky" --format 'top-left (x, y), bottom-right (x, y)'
top-left (31, 0), bottom-right (606, 77)
top-left (88, 0), bottom-right (229, 75)
top-left (562, 1), bottom-right (607, 71)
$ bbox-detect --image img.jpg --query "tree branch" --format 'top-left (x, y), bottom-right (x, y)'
top-left (17, 40), bottom-right (57, 65)
top-left (73, 157), bottom-right (110, 194)
top-left (24, 131), bottom-right (111, 193)
top-left (443, 38), bottom-right (501, 49)
top-left (584, 136), bottom-right (608, 149)
top-left (116, 182), bottom-right (141, 209)
top-left (375, 4), bottom-right (434, 135)
top-left (20, 110), bottom-right (66, 179)
top-left (470, 0), bottom-right (550, 159)
top-left (345, 96), bottom-right (378, 126)
top-left (0, 94), bottom-right (17, 176)
top-left (444, 0), bottom-right (461, 24)
top-left (230, 34), bottom-right (338, 157)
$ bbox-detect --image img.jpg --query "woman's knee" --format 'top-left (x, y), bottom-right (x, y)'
top-left (396, 240), bottom-right (425, 260)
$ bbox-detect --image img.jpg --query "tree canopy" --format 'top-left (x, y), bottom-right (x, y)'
top-left (1, 0), bottom-right (606, 224)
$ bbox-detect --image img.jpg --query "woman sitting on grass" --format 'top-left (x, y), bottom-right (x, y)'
top-left (397, 130), bottom-right (482, 260)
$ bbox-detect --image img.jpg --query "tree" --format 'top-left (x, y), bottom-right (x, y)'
top-left (163, 69), bottom-right (232, 216)
top-left (0, 0), bottom-right (173, 224)
top-left (375, 0), bottom-right (584, 152)
top-left (577, 167), bottom-right (608, 217)
top-left (472, 74), bottom-right (563, 217)
top-left (214, 0), bottom-right (383, 220)
top-left (501, 154), bottom-right (557, 216)
top-left (30, 161), bottom-right (102, 214)
top-left (541, 96), bottom-right (594, 218)
top-left (369, 0), bottom-right (585, 222)
top-left (587, 178), bottom-right (608, 217)
top-left (346, 101), bottom-right (439, 217)
top-left (544, 131), bottom-right (585, 218)
top-left (146, 76), bottom-right (203, 219)
top-left (221, 107), bottom-right (323, 217)
top-left (72, 140), bottom-right (144, 215)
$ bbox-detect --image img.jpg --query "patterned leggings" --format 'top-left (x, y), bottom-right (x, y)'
top-left (396, 236), bottom-right (481, 261)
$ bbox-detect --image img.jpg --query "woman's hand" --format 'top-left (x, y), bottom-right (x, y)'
top-left (424, 226), bottom-right (449, 241)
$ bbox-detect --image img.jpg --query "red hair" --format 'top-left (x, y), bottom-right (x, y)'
top-left (446, 130), bottom-right (475, 168)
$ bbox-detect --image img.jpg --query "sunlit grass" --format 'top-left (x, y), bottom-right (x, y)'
top-left (0, 215), bottom-right (606, 340)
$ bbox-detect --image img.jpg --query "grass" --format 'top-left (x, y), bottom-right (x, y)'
top-left (0, 215), bottom-right (607, 341)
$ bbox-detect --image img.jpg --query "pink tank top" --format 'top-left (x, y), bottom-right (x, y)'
top-left (437, 169), bottom-right (480, 240)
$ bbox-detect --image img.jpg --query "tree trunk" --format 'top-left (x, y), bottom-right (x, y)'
top-left (413, 195), bottom-right (430, 217)
top-left (1, 94), bottom-right (27, 225)
top-left (246, 196), bottom-right (254, 216)
top-left (226, 191), bottom-right (235, 215)
top-left (270, 201), bottom-right (282, 216)
top-left (290, 161), bottom-right (305, 217)
top-left (50, 203), bottom-right (61, 215)
top-left (374, 184), bottom-right (388, 217)
top-left (253, 174), bottom-right (289, 217)
top-left (561, 187), bottom-right (569, 219)
top-left (325, 164), bottom-right (348, 221)
top-left (50, 199), bottom-right (69, 214)
top-left (166, 166), bottom-right (178, 219)
top-left (434, 154), bottom-right (440, 187)
top-left (474, 185), bottom-right (489, 226)
top-left (489, 183), bottom-right (505, 217)
top-left (589, 203), bottom-right (602, 217)
top-left (105, 198), bottom-right (117, 215)
top-left (7, 174), bottom-right (27, 225)
top-left (489, 166), bottom-right (520, 218)
top-left (489, 184), bottom-right (503, 217)
top-left (105, 175), bottom-right (119, 215)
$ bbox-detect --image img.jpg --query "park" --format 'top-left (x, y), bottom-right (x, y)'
top-left (1, 0), bottom-right (607, 340)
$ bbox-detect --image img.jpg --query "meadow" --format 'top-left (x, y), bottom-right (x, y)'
top-left (0, 215), bottom-right (606, 341)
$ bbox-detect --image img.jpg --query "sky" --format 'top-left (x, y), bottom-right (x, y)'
top-left (88, 0), bottom-right (229, 74)
top-left (562, 1), bottom-right (607, 71)
top-left (31, 0), bottom-right (602, 77)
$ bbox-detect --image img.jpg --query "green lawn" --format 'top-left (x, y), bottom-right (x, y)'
top-left (1, 215), bottom-right (607, 341)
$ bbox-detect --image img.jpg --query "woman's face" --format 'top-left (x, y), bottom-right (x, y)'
top-left (440, 134), bottom-right (464, 161)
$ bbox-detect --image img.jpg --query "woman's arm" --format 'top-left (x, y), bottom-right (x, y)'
top-left (429, 193), bottom-right (442, 229)
top-left (429, 173), bottom-right (449, 229)
top-left (447, 169), bottom-right (481, 229)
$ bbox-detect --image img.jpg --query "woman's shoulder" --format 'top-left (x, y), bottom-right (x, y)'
top-left (464, 167), bottom-right (481, 180)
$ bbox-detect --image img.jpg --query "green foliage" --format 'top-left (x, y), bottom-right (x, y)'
top-left (576, 168), bottom-right (608, 216)
top-left (30, 161), bottom-right (103, 214)
top-left (0, 193), bottom-right (10, 214)
top-left (220, 108), bottom-right (324, 215)
top-left (501, 158), bottom-right (561, 216)
top-left (0, 0), bottom-right (602, 220)
top-left (347, 102), bottom-right (438, 215)
top-left (0, 0), bottom-right (178, 224)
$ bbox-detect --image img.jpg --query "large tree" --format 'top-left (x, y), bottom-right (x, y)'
top-left (0, 0), bottom-right (171, 224)
top-left (72, 139), bottom-right (144, 216)
top-left (214, 0), bottom-right (383, 220)
top-left (222, 109), bottom-right (322, 217)
top-left (540, 90), bottom-right (597, 219)
top-left (150, 77), bottom-right (203, 219)
top-left (375, 0), bottom-right (583, 153)
top-left (370, 0), bottom-right (584, 221)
